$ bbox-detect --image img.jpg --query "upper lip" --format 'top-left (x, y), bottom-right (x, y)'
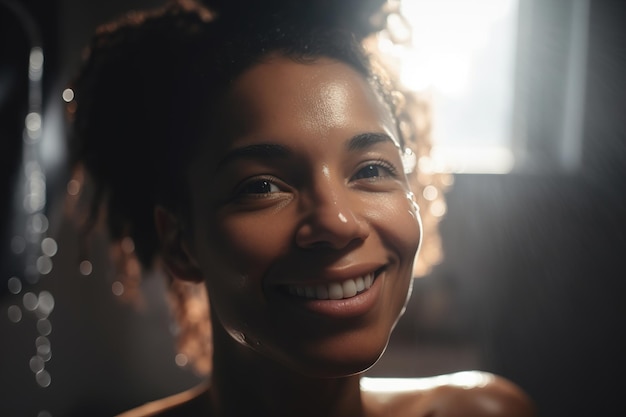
top-left (268, 262), bottom-right (386, 287)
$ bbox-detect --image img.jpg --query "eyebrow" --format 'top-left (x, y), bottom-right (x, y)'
top-left (216, 132), bottom-right (397, 172)
top-left (346, 132), bottom-right (398, 151)
top-left (216, 143), bottom-right (291, 171)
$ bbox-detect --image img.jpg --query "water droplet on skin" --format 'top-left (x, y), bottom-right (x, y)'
top-left (338, 212), bottom-right (348, 223)
top-left (401, 147), bottom-right (416, 174)
top-left (406, 192), bottom-right (420, 212)
top-left (228, 329), bottom-right (247, 345)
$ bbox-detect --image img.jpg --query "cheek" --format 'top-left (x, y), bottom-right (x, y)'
top-left (387, 200), bottom-right (422, 324)
top-left (208, 212), bottom-right (294, 275)
top-left (367, 192), bottom-right (422, 263)
top-left (194, 210), bottom-right (294, 325)
top-left (363, 192), bottom-right (421, 311)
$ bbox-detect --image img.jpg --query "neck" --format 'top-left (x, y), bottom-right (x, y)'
top-left (207, 319), bottom-right (365, 417)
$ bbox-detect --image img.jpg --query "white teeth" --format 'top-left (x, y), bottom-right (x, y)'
top-left (315, 285), bottom-right (329, 300)
top-left (342, 279), bottom-right (357, 298)
top-left (355, 276), bottom-right (365, 292)
top-left (287, 273), bottom-right (375, 300)
top-left (363, 274), bottom-right (374, 288)
top-left (328, 282), bottom-right (343, 300)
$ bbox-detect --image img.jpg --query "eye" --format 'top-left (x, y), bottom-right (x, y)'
top-left (240, 179), bottom-right (282, 194)
top-left (352, 160), bottom-right (398, 181)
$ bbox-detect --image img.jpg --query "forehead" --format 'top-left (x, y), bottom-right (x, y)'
top-left (215, 56), bottom-right (399, 148)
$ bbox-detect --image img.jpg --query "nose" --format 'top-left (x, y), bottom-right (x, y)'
top-left (295, 176), bottom-right (369, 250)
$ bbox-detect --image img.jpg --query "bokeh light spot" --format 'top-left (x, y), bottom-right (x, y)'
top-left (79, 260), bottom-right (93, 276)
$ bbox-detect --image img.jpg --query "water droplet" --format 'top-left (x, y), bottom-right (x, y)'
top-left (37, 318), bottom-right (52, 336)
top-left (228, 330), bottom-right (246, 344)
top-left (23, 292), bottom-right (39, 311)
top-left (37, 344), bottom-right (52, 359)
top-left (8, 277), bottom-right (22, 294)
top-left (66, 179), bottom-right (81, 195)
top-left (37, 291), bottom-right (55, 315)
top-left (30, 214), bottom-right (49, 234)
top-left (36, 335), bottom-right (50, 347)
top-left (62, 88), bottom-right (74, 102)
top-left (29, 47), bottom-right (43, 71)
top-left (79, 260), bottom-right (93, 276)
top-left (36, 369), bottom-right (51, 387)
top-left (429, 200), bottom-right (447, 217)
top-left (41, 238), bottom-right (58, 257)
top-left (25, 112), bottom-right (41, 132)
top-left (175, 353), bottom-right (188, 367)
top-left (36, 256), bottom-right (53, 275)
top-left (30, 356), bottom-right (45, 373)
top-left (8, 305), bottom-right (22, 323)
top-left (422, 185), bottom-right (438, 201)
top-left (111, 281), bottom-right (124, 296)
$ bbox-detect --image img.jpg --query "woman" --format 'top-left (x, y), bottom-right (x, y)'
top-left (67, 0), bottom-right (536, 415)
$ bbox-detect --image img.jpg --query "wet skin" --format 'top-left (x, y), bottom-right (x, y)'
top-left (182, 56), bottom-right (422, 380)
top-left (154, 55), bottom-right (423, 416)
top-left (151, 56), bottom-right (538, 417)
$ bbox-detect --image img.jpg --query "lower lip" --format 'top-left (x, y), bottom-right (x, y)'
top-left (275, 274), bottom-right (384, 319)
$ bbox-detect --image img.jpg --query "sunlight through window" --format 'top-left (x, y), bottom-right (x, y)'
top-left (395, 0), bottom-right (520, 173)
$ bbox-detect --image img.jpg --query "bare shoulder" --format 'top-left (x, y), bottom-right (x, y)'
top-left (361, 371), bottom-right (537, 417)
top-left (115, 383), bottom-right (211, 417)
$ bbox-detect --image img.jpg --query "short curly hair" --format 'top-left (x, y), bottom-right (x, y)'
top-left (66, 0), bottom-right (450, 374)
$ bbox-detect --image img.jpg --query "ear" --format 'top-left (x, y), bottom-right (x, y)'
top-left (154, 206), bottom-right (203, 282)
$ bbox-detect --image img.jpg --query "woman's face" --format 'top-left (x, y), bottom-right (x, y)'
top-left (186, 56), bottom-right (422, 377)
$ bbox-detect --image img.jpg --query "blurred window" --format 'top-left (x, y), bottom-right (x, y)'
top-left (392, 0), bottom-right (589, 174)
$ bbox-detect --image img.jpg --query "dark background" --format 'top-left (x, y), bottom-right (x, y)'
top-left (1, 0), bottom-right (625, 416)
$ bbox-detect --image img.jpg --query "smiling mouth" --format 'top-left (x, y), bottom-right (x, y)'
top-left (284, 270), bottom-right (381, 301)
